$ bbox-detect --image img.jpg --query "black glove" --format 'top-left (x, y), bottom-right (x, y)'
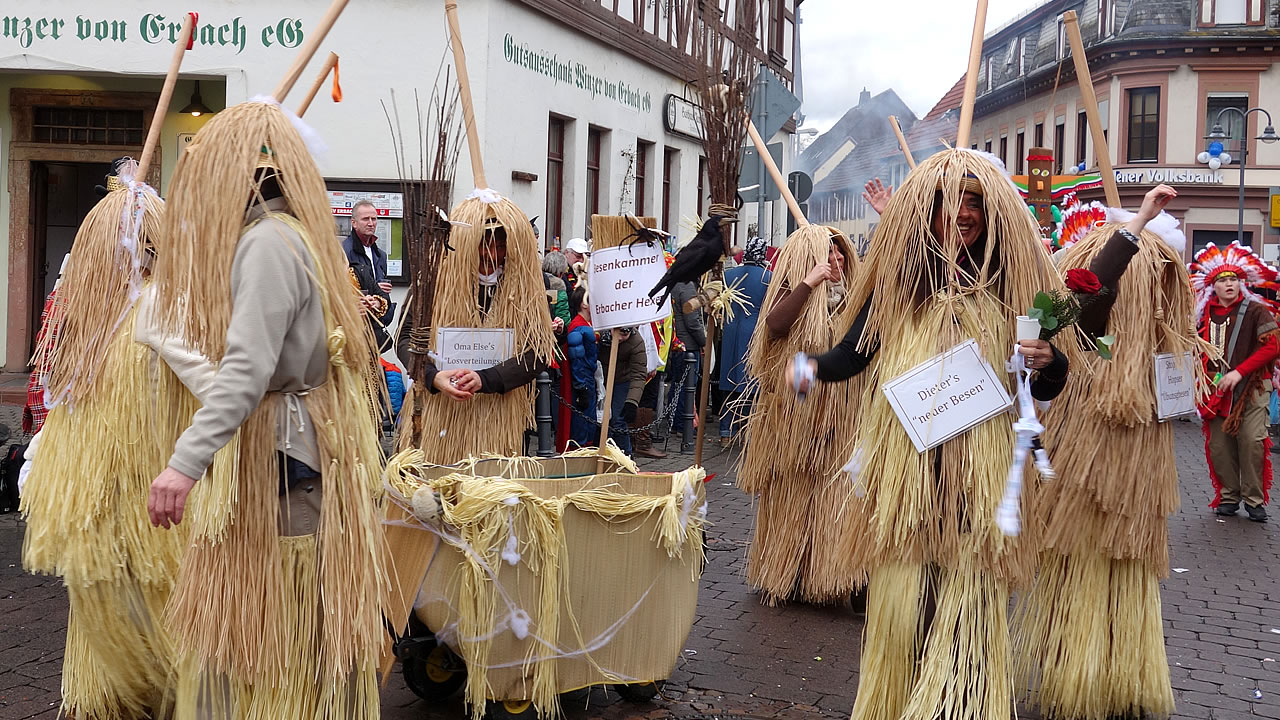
top-left (573, 386), bottom-right (590, 411)
top-left (622, 401), bottom-right (638, 424)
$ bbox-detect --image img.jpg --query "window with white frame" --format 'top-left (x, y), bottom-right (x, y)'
top-left (1206, 94), bottom-right (1250, 145)
top-left (1018, 37), bottom-right (1028, 75)
top-left (1056, 16), bottom-right (1067, 60)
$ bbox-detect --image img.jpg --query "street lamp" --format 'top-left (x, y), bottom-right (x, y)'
top-left (1197, 106), bottom-right (1279, 249)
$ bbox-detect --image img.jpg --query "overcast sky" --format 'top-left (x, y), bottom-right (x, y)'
top-left (798, 0), bottom-right (1045, 132)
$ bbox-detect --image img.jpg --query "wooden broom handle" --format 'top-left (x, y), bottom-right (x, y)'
top-left (445, 0), bottom-right (488, 189)
top-left (745, 118), bottom-right (807, 226)
top-left (296, 52), bottom-right (339, 117)
top-left (1063, 11), bottom-right (1121, 207)
top-left (272, 0), bottom-right (349, 102)
top-left (889, 115), bottom-right (916, 169)
top-left (955, 0), bottom-right (990, 148)
top-left (135, 13), bottom-right (194, 184)
top-left (596, 329), bottom-right (621, 473)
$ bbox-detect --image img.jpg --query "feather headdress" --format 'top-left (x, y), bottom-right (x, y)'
top-left (1189, 241), bottom-right (1280, 322)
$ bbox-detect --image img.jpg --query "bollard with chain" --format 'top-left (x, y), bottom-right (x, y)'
top-left (535, 371), bottom-right (555, 457)
top-left (651, 376), bottom-right (667, 443)
top-left (680, 350), bottom-right (698, 453)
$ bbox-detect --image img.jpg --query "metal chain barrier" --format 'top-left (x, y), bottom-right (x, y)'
top-left (546, 363), bottom-right (694, 436)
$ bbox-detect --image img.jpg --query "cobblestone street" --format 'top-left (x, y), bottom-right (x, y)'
top-left (2, 419), bottom-right (1277, 720)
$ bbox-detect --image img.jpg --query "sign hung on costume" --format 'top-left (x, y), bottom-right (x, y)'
top-left (588, 243), bottom-right (670, 331)
top-left (1154, 351), bottom-right (1197, 420)
top-left (882, 339), bottom-right (1014, 453)
top-left (433, 328), bottom-right (514, 371)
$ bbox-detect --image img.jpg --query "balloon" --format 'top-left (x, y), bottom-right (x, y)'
top-left (1209, 157), bottom-right (1222, 170)
top-left (1209, 141), bottom-right (1224, 157)
top-left (1220, 152), bottom-right (1232, 165)
top-left (1198, 151), bottom-right (1211, 164)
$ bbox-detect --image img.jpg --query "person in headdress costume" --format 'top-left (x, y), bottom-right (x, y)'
top-left (1190, 241), bottom-right (1280, 521)
top-left (737, 224), bottom-right (862, 605)
top-left (788, 149), bottom-right (1073, 720)
top-left (20, 158), bottom-right (197, 719)
top-left (1014, 184), bottom-right (1207, 720)
top-left (145, 99), bottom-right (389, 719)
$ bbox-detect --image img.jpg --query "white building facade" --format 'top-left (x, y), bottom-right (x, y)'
top-left (0, 0), bottom-right (798, 370)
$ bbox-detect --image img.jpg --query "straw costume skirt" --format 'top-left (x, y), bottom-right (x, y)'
top-left (1013, 222), bottom-right (1202, 720)
top-left (738, 224), bottom-right (864, 606)
top-left (840, 296), bottom-right (1045, 720)
top-left (20, 306), bottom-right (198, 719)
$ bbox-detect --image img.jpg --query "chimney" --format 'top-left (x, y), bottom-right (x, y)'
top-left (859, 87), bottom-right (871, 105)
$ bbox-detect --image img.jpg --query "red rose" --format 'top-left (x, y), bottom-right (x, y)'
top-left (1065, 268), bottom-right (1102, 295)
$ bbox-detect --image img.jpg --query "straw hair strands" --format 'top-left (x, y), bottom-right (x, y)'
top-left (410, 197), bottom-right (557, 463)
top-left (155, 100), bottom-right (388, 700)
top-left (738, 224), bottom-right (866, 604)
top-left (37, 175), bottom-right (163, 406)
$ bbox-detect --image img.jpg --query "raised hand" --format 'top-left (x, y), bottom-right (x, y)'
top-left (863, 178), bottom-right (893, 215)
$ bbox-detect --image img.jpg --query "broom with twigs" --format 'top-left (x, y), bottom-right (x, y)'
top-left (738, 109), bottom-right (868, 606)
top-left (376, 72), bottom-right (465, 684)
top-left (685, 0), bottom-right (761, 465)
top-left (1011, 11), bottom-right (1207, 719)
top-left (21, 15), bottom-right (203, 720)
top-left (153, 4), bottom-right (393, 717)
top-left (408, 1), bottom-right (555, 464)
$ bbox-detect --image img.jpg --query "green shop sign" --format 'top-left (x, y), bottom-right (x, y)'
top-left (1, 13), bottom-right (305, 54)
top-left (502, 33), bottom-right (652, 114)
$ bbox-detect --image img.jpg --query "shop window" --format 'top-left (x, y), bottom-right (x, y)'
top-left (1206, 94), bottom-right (1250, 145)
top-left (1054, 120), bottom-right (1066, 173)
top-left (546, 116), bottom-right (566, 247)
top-left (662, 147), bottom-right (677, 234)
top-left (32, 107), bottom-right (143, 145)
top-left (1076, 110), bottom-right (1088, 167)
top-left (1127, 87), bottom-right (1161, 163)
top-left (1015, 129), bottom-right (1026, 174)
top-left (635, 140), bottom-right (652, 216)
top-left (585, 127), bottom-right (605, 237)
top-left (328, 184), bottom-right (408, 281)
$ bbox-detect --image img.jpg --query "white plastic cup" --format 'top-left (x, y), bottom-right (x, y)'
top-left (1016, 315), bottom-right (1041, 342)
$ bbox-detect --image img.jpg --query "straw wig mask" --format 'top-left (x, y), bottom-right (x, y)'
top-left (154, 100), bottom-right (368, 365)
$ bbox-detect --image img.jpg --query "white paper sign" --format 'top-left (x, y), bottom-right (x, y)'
top-left (882, 339), bottom-right (1014, 453)
top-left (1154, 351), bottom-right (1197, 420)
top-left (588, 243), bottom-right (670, 331)
top-left (434, 328), bottom-right (514, 371)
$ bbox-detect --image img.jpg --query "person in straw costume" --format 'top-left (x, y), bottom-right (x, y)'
top-left (1190, 241), bottom-right (1280, 521)
top-left (737, 224), bottom-right (864, 606)
top-left (1013, 184), bottom-right (1207, 720)
top-left (789, 148), bottom-right (1074, 720)
top-left (145, 98), bottom-right (389, 719)
top-left (394, 199), bottom-right (558, 461)
top-left (20, 159), bottom-right (198, 720)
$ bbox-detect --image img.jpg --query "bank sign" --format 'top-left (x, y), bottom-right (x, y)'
top-left (1114, 168), bottom-right (1225, 185)
top-left (1, 12), bottom-right (306, 53)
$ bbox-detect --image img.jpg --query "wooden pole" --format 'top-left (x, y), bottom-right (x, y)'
top-left (135, 13), bottom-right (194, 184)
top-left (597, 329), bottom-right (622, 473)
top-left (889, 115), bottom-right (916, 169)
top-left (694, 312), bottom-right (716, 466)
top-left (272, 0), bottom-right (348, 101)
top-left (940, 137), bottom-right (954, 149)
top-left (444, 0), bottom-right (488, 189)
top-left (955, 0), bottom-right (990, 148)
top-left (296, 52), bottom-right (339, 117)
top-left (745, 119), bottom-right (807, 226)
top-left (1062, 10), bottom-right (1121, 208)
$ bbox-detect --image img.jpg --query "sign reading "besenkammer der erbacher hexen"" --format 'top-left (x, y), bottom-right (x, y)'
top-left (588, 243), bottom-right (670, 331)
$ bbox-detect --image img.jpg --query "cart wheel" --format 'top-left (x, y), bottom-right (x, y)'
top-left (613, 680), bottom-right (665, 703)
top-left (485, 699), bottom-right (537, 720)
top-left (401, 638), bottom-right (467, 701)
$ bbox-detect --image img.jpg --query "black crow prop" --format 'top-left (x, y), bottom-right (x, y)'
top-left (648, 213), bottom-right (734, 307)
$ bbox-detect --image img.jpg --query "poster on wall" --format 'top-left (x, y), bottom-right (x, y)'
top-left (327, 189), bottom-right (406, 279)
